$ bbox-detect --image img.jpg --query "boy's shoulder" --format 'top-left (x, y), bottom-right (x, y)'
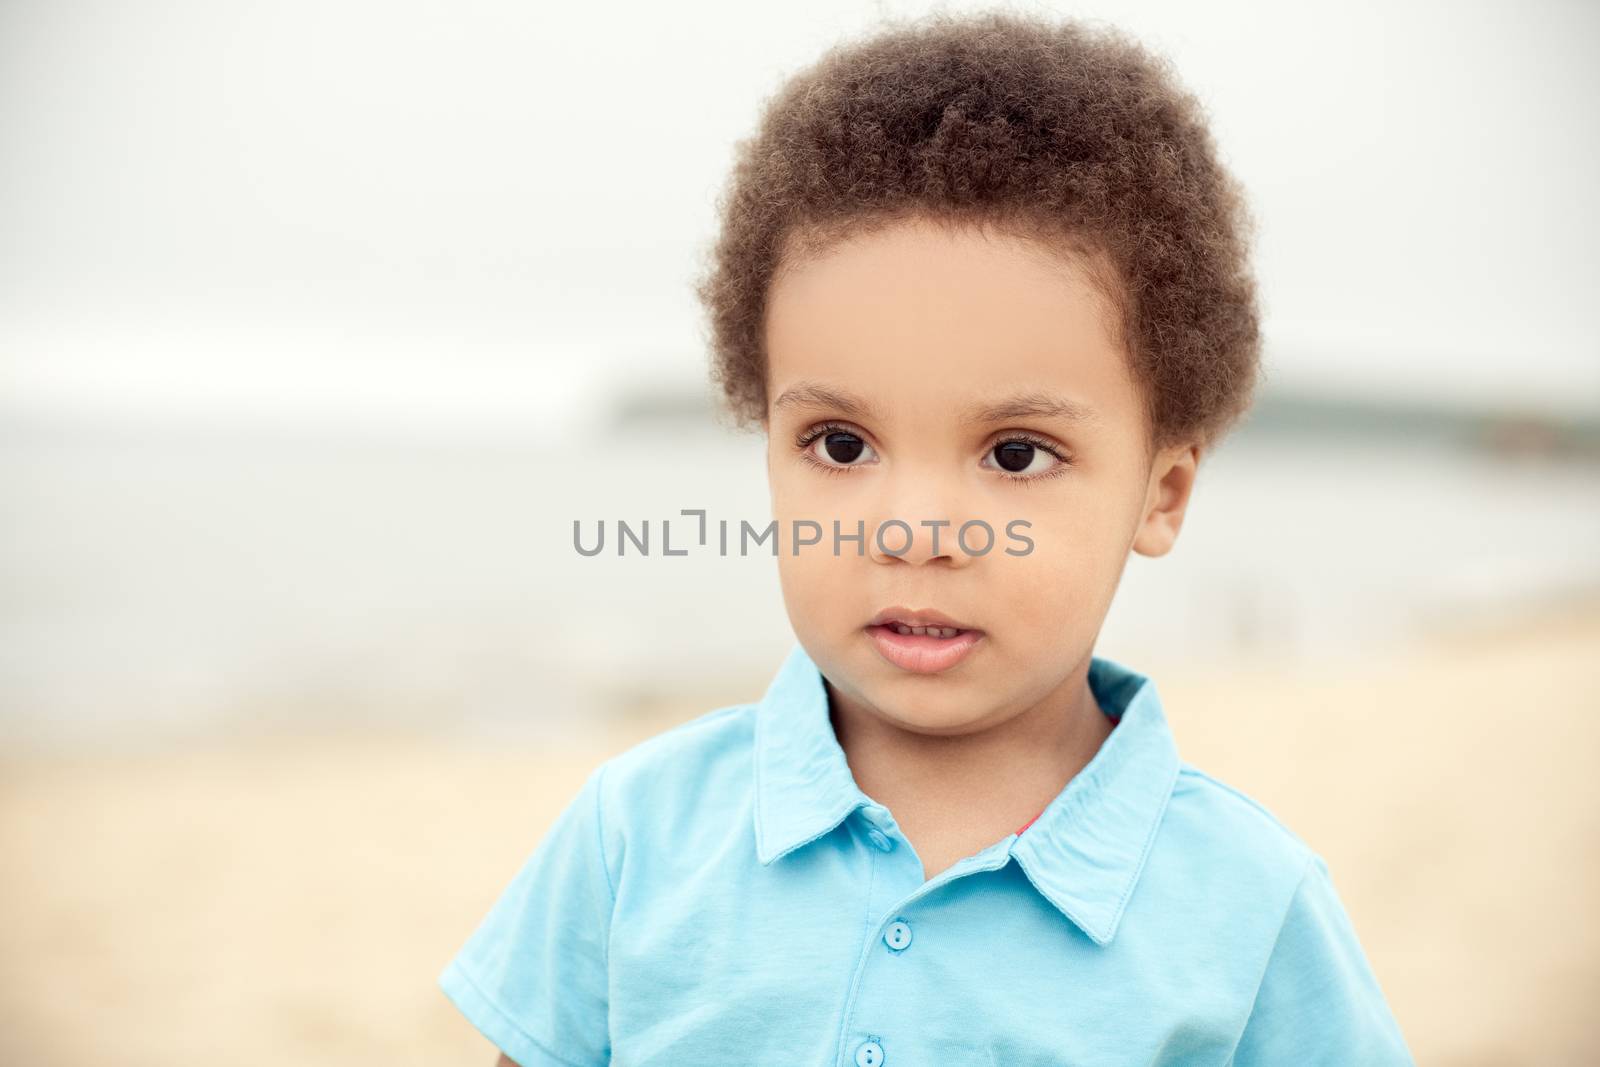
top-left (1166, 760), bottom-right (1319, 879)
top-left (594, 701), bottom-right (761, 806)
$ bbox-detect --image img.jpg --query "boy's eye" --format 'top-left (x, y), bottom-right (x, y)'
top-left (983, 439), bottom-right (1063, 478)
top-left (993, 441), bottom-right (1038, 472)
top-left (814, 430), bottom-right (873, 466)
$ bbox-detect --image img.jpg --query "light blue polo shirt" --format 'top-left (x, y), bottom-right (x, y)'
top-left (440, 641), bottom-right (1415, 1065)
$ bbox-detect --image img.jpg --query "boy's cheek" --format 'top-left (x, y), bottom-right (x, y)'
top-left (994, 524), bottom-right (1128, 628)
top-left (776, 548), bottom-right (854, 614)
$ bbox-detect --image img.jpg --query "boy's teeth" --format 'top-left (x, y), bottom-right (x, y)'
top-left (891, 623), bottom-right (960, 638)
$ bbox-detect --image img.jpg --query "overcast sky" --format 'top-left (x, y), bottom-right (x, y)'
top-left (1, 0), bottom-right (1596, 433)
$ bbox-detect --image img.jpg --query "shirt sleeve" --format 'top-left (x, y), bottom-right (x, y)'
top-left (1231, 852), bottom-right (1415, 1066)
top-left (439, 761), bottom-right (615, 1067)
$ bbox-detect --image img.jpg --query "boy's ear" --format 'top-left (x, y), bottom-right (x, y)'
top-left (1131, 442), bottom-right (1201, 558)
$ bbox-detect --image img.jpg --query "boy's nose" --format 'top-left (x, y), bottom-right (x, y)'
top-left (866, 514), bottom-right (977, 567)
top-left (859, 467), bottom-right (984, 566)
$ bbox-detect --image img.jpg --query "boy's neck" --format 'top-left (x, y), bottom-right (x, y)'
top-left (825, 662), bottom-right (1114, 850)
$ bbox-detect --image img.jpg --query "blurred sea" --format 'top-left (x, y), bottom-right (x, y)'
top-left (3, 386), bottom-right (1598, 751)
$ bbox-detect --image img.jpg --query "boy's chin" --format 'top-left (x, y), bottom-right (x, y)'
top-left (822, 647), bottom-right (1027, 736)
top-left (858, 691), bottom-right (1005, 737)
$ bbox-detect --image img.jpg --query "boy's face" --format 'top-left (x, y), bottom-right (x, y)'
top-left (763, 217), bottom-right (1199, 739)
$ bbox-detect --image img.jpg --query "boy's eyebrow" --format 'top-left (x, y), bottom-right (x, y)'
top-left (772, 380), bottom-right (1097, 425)
top-left (961, 389), bottom-right (1100, 425)
top-left (770, 381), bottom-right (886, 422)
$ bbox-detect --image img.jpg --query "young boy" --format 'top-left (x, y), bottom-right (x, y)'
top-left (440, 11), bottom-right (1415, 1065)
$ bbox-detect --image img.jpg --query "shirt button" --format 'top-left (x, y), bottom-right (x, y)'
top-left (854, 1039), bottom-right (885, 1066)
top-left (883, 920), bottom-right (912, 951)
top-left (865, 828), bottom-right (893, 851)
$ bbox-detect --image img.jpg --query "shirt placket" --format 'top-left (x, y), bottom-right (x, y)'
top-left (833, 802), bottom-right (1020, 1067)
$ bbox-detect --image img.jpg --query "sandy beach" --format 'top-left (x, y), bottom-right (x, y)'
top-left (2, 597), bottom-right (1597, 1065)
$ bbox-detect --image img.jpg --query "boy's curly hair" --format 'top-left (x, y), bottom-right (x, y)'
top-left (692, 10), bottom-right (1262, 455)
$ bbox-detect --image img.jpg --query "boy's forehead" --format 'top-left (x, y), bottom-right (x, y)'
top-left (770, 218), bottom-right (1097, 318)
top-left (765, 231), bottom-right (1133, 424)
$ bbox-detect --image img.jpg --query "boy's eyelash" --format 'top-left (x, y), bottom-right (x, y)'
top-left (989, 431), bottom-right (1073, 482)
top-left (793, 421), bottom-right (860, 478)
top-left (792, 420), bottom-right (856, 451)
top-left (792, 422), bottom-right (1073, 483)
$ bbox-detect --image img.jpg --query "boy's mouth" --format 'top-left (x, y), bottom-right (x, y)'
top-left (873, 621), bottom-right (973, 638)
top-left (864, 607), bottom-right (985, 673)
top-left (866, 606), bottom-right (981, 633)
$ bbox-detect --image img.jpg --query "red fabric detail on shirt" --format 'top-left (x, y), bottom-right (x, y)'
top-left (1016, 715), bottom-right (1119, 835)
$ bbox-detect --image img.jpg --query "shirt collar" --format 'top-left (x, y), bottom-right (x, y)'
top-left (752, 640), bottom-right (1181, 947)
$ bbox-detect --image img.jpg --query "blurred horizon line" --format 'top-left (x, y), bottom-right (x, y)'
top-left (3, 373), bottom-right (1597, 459)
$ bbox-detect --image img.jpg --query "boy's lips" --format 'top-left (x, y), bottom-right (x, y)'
top-left (866, 606), bottom-right (981, 631)
top-left (863, 606), bottom-right (985, 674)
